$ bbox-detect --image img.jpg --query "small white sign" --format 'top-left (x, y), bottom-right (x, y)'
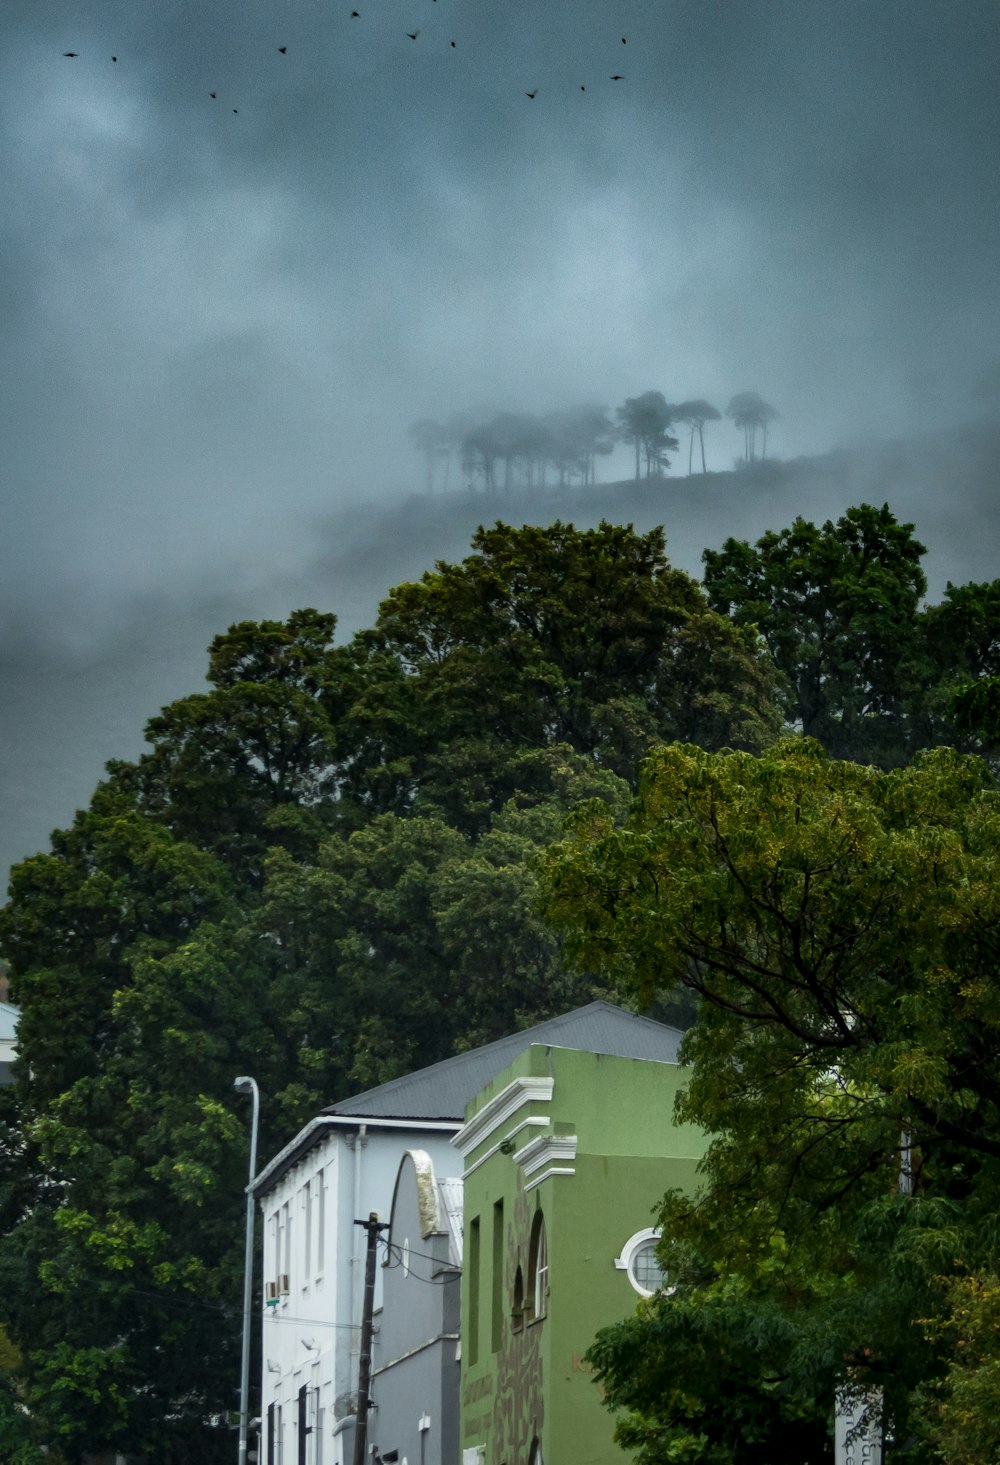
top-left (835, 1389), bottom-right (883, 1464)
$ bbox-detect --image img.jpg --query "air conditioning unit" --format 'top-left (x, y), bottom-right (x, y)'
top-left (266, 1281), bottom-right (279, 1306)
top-left (279, 1273), bottom-right (290, 1295)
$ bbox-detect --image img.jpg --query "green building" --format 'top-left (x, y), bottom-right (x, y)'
top-left (452, 1041), bottom-right (708, 1465)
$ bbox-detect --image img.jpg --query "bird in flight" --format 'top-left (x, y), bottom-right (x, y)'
top-left (278, 46), bottom-right (287, 54)
top-left (611, 74), bottom-right (624, 80)
top-left (525, 89), bottom-right (537, 99)
top-left (209, 91), bottom-right (217, 98)
top-left (111, 55), bottom-right (118, 62)
top-left (406, 30), bottom-right (419, 40)
top-left (63, 51), bottom-right (78, 58)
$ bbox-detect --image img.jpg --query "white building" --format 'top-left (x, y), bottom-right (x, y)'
top-left (251, 1003), bottom-right (682, 1465)
top-left (0, 1000), bottom-right (19, 1086)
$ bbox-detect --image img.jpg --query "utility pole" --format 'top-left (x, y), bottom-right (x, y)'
top-left (352, 1213), bottom-right (389, 1465)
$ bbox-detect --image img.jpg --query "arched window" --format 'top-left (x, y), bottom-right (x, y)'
top-left (526, 1210), bottom-right (547, 1321)
top-left (512, 1264), bottom-right (524, 1333)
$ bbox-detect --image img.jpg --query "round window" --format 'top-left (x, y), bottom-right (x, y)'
top-left (629, 1240), bottom-right (666, 1295)
top-left (614, 1228), bottom-right (672, 1298)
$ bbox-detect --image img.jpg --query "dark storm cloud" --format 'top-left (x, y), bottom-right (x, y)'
top-left (2, 0), bottom-right (1000, 881)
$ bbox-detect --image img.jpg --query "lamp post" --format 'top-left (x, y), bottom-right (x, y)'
top-left (234, 1076), bottom-right (260, 1465)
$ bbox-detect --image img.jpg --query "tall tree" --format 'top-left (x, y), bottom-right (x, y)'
top-left (343, 520), bottom-right (782, 820)
top-left (407, 417), bottom-right (449, 494)
top-left (702, 503), bottom-right (928, 765)
top-left (615, 392), bottom-right (679, 479)
top-left (726, 390), bottom-right (778, 462)
top-left (674, 398), bottom-right (721, 475)
top-left (543, 737), bottom-right (1000, 1462)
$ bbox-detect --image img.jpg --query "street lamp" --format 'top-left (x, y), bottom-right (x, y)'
top-left (235, 1076), bottom-right (260, 1465)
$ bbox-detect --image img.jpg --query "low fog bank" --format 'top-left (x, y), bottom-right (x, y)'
top-left (4, 414), bottom-right (999, 889)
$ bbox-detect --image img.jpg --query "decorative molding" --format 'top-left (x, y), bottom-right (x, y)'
top-left (452, 1077), bottom-right (554, 1157)
top-left (514, 1132), bottom-right (578, 1179)
top-left (524, 1166), bottom-right (576, 1193)
top-left (460, 1117), bottom-right (549, 1180)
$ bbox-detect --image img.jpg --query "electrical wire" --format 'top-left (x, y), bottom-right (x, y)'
top-left (379, 1238), bottom-right (460, 1286)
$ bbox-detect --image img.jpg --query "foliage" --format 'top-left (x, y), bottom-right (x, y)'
top-left (703, 503), bottom-right (930, 764)
top-left (725, 391), bottom-right (778, 462)
top-left (6, 505), bottom-right (1000, 1456)
top-left (615, 391), bottom-right (680, 479)
top-left (344, 520), bottom-right (782, 819)
top-left (543, 737), bottom-right (1000, 1459)
top-left (673, 399), bottom-right (721, 476)
top-left (11, 522), bottom-right (737, 1453)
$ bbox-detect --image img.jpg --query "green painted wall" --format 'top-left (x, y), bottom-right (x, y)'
top-left (459, 1044), bottom-right (708, 1465)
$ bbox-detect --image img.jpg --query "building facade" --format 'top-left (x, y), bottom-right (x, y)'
top-left (453, 1043), bottom-right (708, 1465)
top-left (251, 1003), bottom-right (683, 1465)
top-left (368, 1149), bottom-right (464, 1465)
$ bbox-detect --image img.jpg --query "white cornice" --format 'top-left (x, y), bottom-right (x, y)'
top-left (452, 1077), bottom-right (554, 1158)
top-left (524, 1166), bottom-right (576, 1193)
top-left (514, 1132), bottom-right (578, 1181)
top-left (460, 1116), bottom-right (549, 1180)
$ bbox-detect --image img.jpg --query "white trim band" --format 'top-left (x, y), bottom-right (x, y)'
top-left (452, 1077), bottom-right (554, 1158)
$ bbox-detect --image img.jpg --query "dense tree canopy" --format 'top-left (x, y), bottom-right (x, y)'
top-left (0, 519), bottom-right (783, 1459)
top-left (5, 507), bottom-right (1000, 1458)
top-left (703, 504), bottom-right (931, 764)
top-left (543, 738), bottom-right (1000, 1461)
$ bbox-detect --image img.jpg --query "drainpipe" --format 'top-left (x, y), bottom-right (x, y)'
top-left (350, 1123), bottom-right (367, 1373)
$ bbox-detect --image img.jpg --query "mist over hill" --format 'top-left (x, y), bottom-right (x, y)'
top-left (4, 414), bottom-right (1000, 890)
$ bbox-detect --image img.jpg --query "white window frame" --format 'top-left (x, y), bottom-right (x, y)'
top-left (614, 1228), bottom-right (673, 1299)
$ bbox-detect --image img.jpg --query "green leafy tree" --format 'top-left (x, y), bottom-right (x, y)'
top-left (543, 737), bottom-right (1000, 1460)
top-left (0, 805), bottom-right (266, 1460)
top-left (343, 520), bottom-right (781, 821)
top-left (703, 503), bottom-right (929, 765)
top-left (106, 608), bottom-right (353, 882)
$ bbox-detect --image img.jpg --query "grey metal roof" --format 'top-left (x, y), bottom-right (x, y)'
top-left (323, 1002), bottom-right (682, 1121)
top-left (438, 1177), bottom-right (464, 1266)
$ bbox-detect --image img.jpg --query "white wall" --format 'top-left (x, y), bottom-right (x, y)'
top-left (258, 1121), bottom-right (460, 1465)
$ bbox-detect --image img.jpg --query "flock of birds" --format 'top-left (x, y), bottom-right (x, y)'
top-left (59, 16), bottom-right (631, 111)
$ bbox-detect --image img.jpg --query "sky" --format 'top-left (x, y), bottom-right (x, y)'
top-left (3, 0), bottom-right (1000, 885)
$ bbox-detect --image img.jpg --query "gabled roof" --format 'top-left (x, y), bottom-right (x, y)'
top-left (323, 1001), bottom-right (682, 1121)
top-left (253, 1002), bottom-right (683, 1198)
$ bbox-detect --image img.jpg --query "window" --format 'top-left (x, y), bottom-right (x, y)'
top-left (614, 1228), bottom-right (672, 1299)
top-left (297, 1383), bottom-right (315, 1465)
top-left (468, 1216), bottom-right (481, 1365)
top-left (492, 1198), bottom-right (504, 1352)
top-left (512, 1265), bottom-right (524, 1334)
top-left (303, 1181), bottom-right (312, 1286)
top-left (281, 1200), bottom-right (292, 1287)
top-left (315, 1168), bottom-right (325, 1276)
top-left (526, 1210), bottom-right (547, 1322)
top-left (273, 1402), bottom-right (283, 1465)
